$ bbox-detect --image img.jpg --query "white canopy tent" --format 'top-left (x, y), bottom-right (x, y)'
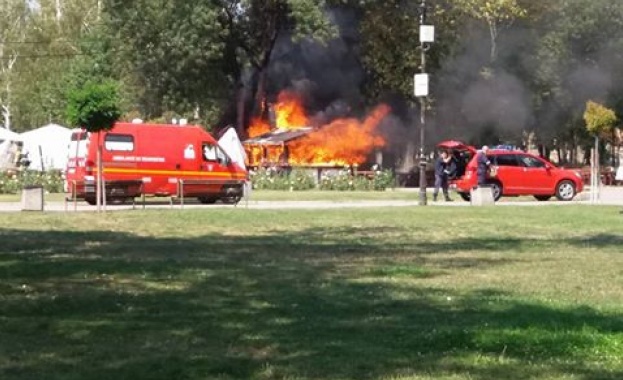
top-left (0, 127), bottom-right (21, 143)
top-left (20, 124), bottom-right (72, 171)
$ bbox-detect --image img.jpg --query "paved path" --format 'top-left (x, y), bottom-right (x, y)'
top-left (1, 187), bottom-right (621, 213)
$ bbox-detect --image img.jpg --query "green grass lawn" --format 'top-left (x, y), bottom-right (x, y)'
top-left (1, 206), bottom-right (622, 379)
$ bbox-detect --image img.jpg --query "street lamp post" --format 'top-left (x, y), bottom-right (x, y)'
top-left (414, 0), bottom-right (434, 206)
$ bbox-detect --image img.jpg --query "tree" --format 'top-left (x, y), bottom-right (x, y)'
top-left (584, 101), bottom-right (617, 136)
top-left (583, 100), bottom-right (617, 170)
top-left (4, 0), bottom-right (106, 130)
top-left (65, 79), bottom-right (122, 212)
top-left (454, 0), bottom-right (527, 63)
top-left (530, 0), bottom-right (623, 162)
top-left (215, 0), bottom-right (337, 135)
top-left (0, 0), bottom-right (29, 130)
top-left (104, 0), bottom-right (229, 125)
top-left (65, 80), bottom-right (122, 132)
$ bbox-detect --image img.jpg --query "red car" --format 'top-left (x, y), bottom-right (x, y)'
top-left (437, 141), bottom-right (584, 202)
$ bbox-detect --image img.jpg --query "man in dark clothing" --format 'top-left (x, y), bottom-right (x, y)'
top-left (476, 145), bottom-right (491, 186)
top-left (433, 150), bottom-right (454, 201)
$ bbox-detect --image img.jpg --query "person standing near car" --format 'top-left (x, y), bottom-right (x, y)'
top-left (433, 149), bottom-right (454, 201)
top-left (476, 145), bottom-right (491, 186)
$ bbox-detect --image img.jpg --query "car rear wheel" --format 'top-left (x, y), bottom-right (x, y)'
top-left (491, 181), bottom-right (503, 201)
top-left (534, 195), bottom-right (552, 201)
top-left (555, 180), bottom-right (576, 201)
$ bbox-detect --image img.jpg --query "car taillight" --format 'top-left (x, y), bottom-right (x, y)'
top-left (85, 160), bottom-right (95, 175)
top-left (465, 167), bottom-right (475, 179)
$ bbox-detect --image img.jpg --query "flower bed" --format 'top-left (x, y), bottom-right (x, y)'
top-left (0, 170), bottom-right (65, 194)
top-left (250, 166), bottom-right (395, 191)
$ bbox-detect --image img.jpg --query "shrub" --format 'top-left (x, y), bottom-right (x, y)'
top-left (318, 166), bottom-right (394, 191)
top-left (0, 170), bottom-right (65, 194)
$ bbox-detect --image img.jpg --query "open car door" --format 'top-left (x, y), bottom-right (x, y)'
top-left (436, 140), bottom-right (476, 154)
top-left (436, 140), bottom-right (476, 180)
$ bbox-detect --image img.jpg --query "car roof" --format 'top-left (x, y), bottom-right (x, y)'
top-left (488, 149), bottom-right (527, 154)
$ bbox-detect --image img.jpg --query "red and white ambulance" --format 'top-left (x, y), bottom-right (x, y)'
top-left (65, 122), bottom-right (248, 205)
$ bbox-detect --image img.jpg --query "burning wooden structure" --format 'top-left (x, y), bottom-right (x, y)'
top-left (242, 90), bottom-right (390, 171)
top-left (243, 127), bottom-right (313, 168)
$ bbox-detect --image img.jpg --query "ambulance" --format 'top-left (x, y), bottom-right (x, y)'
top-left (65, 122), bottom-right (248, 205)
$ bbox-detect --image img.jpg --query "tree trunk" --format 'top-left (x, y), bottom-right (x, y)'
top-left (488, 21), bottom-right (498, 63)
top-left (253, 68), bottom-right (268, 118)
top-left (236, 85), bottom-right (246, 137)
top-left (2, 104), bottom-right (10, 131)
top-left (250, 24), bottom-right (279, 121)
top-left (56, 0), bottom-right (63, 24)
top-left (397, 141), bottom-right (417, 174)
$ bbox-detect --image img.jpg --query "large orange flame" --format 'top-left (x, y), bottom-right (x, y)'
top-left (289, 104), bottom-right (389, 165)
top-left (274, 91), bottom-right (309, 129)
top-left (247, 91), bottom-right (309, 138)
top-left (246, 90), bottom-right (389, 166)
top-left (247, 118), bottom-right (271, 139)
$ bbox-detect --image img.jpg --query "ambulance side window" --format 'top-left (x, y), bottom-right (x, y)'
top-left (105, 134), bottom-right (134, 152)
top-left (202, 143), bottom-right (218, 161)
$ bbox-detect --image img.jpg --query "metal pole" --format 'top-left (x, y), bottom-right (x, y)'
top-left (96, 140), bottom-right (102, 213)
top-left (418, 0), bottom-right (428, 206)
top-left (594, 136), bottom-right (600, 203)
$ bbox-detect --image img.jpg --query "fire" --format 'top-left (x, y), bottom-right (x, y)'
top-left (274, 91), bottom-right (309, 129)
top-left (246, 90), bottom-right (389, 166)
top-left (247, 91), bottom-right (309, 138)
top-left (289, 105), bottom-right (389, 165)
top-left (247, 118), bottom-right (271, 139)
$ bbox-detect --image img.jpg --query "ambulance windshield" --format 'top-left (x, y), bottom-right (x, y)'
top-left (69, 131), bottom-right (89, 159)
top-left (203, 144), bottom-right (218, 161)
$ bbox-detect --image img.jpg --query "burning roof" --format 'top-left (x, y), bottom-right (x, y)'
top-left (243, 127), bottom-right (313, 146)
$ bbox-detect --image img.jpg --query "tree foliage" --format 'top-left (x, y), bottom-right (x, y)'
top-left (65, 79), bottom-right (122, 132)
top-left (105, 0), bottom-right (229, 123)
top-left (454, 0), bottom-right (527, 62)
top-left (584, 101), bottom-right (618, 135)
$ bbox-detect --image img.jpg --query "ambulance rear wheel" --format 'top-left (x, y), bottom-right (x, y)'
top-left (85, 196), bottom-right (129, 205)
top-left (198, 196), bottom-right (218, 204)
top-left (110, 197), bottom-right (129, 205)
top-left (221, 195), bottom-right (242, 205)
